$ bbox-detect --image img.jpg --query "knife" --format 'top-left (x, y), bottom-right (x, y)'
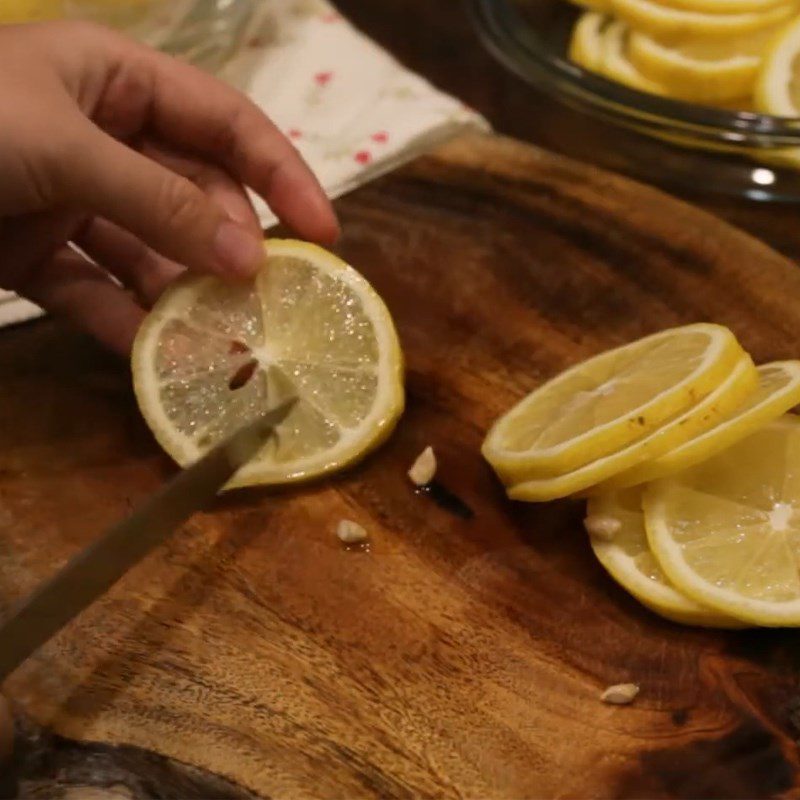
top-left (0, 397), bottom-right (297, 683)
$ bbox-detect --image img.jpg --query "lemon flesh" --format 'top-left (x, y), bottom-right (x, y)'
top-left (600, 20), bottom-right (669, 95)
top-left (132, 239), bottom-right (404, 488)
top-left (645, 415), bottom-right (800, 626)
top-left (755, 13), bottom-right (800, 116)
top-left (606, 361), bottom-right (800, 489)
top-left (506, 354), bottom-right (756, 501)
top-left (629, 28), bottom-right (775, 103)
top-left (482, 323), bottom-right (746, 483)
top-left (587, 490), bottom-right (743, 626)
top-left (656, 0), bottom-right (788, 12)
top-left (611, 0), bottom-right (795, 40)
top-left (569, 10), bottom-right (609, 73)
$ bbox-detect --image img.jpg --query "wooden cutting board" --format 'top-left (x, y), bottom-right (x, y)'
top-left (3, 132), bottom-right (800, 799)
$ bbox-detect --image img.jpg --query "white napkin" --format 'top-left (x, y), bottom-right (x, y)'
top-left (0, 291), bottom-right (44, 328)
top-left (0, 0), bottom-right (488, 329)
top-left (224, 0), bottom-right (489, 226)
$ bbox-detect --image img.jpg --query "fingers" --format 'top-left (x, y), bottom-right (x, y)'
top-left (74, 145), bottom-right (266, 305)
top-left (16, 246), bottom-right (145, 356)
top-left (58, 118), bottom-right (264, 279)
top-left (96, 36), bottom-right (339, 244)
top-left (75, 217), bottom-right (184, 307)
top-left (139, 140), bottom-right (262, 238)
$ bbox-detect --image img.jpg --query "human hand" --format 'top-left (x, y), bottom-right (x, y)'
top-left (0, 21), bottom-right (339, 354)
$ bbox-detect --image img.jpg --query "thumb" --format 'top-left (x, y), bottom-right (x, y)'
top-left (57, 122), bottom-right (264, 279)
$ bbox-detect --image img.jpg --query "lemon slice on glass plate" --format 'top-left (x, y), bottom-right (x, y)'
top-left (586, 490), bottom-right (743, 626)
top-left (132, 239), bottom-right (404, 489)
top-left (482, 323), bottom-right (747, 484)
top-left (611, 0), bottom-right (795, 40)
top-left (629, 27), bottom-right (776, 103)
top-left (655, 0), bottom-right (789, 13)
top-left (756, 14), bottom-right (800, 117)
top-left (569, 11), bottom-right (611, 72)
top-left (569, 15), bottom-right (669, 95)
top-left (599, 20), bottom-right (669, 94)
top-left (753, 18), bottom-right (800, 167)
top-left (645, 415), bottom-right (800, 626)
top-left (604, 361), bottom-right (800, 489)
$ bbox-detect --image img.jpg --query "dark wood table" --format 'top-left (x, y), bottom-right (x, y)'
top-left (7, 8), bottom-right (800, 799)
top-left (6, 132), bottom-right (800, 799)
top-left (336, 0), bottom-right (800, 264)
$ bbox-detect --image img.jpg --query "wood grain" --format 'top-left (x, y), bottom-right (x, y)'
top-left (3, 133), bottom-right (800, 798)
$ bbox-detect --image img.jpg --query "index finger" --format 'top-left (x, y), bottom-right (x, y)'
top-left (102, 33), bottom-right (340, 245)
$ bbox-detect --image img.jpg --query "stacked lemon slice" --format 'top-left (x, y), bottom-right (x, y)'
top-left (483, 324), bottom-right (800, 627)
top-left (567, 0), bottom-right (800, 113)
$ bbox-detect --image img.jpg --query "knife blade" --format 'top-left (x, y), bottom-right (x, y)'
top-left (0, 397), bottom-right (297, 682)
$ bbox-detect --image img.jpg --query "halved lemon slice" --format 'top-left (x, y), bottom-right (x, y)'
top-left (506, 354), bottom-right (756, 501)
top-left (482, 323), bottom-right (746, 484)
top-left (569, 10), bottom-right (609, 73)
top-left (605, 361), bottom-right (800, 488)
top-left (587, 490), bottom-right (743, 626)
top-left (629, 28), bottom-right (774, 103)
top-left (611, 0), bottom-right (795, 40)
top-left (132, 239), bottom-right (404, 488)
top-left (645, 415), bottom-right (800, 626)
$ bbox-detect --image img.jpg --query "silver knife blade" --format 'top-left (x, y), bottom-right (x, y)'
top-left (0, 397), bottom-right (297, 682)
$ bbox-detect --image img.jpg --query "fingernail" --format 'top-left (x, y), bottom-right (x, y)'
top-left (214, 221), bottom-right (263, 277)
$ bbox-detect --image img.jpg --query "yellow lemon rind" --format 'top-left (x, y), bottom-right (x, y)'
top-left (587, 492), bottom-right (745, 627)
top-left (644, 415), bottom-right (800, 626)
top-left (605, 360), bottom-right (800, 489)
top-left (483, 323), bottom-right (748, 485)
top-left (132, 239), bottom-right (405, 489)
top-left (505, 354), bottom-right (757, 501)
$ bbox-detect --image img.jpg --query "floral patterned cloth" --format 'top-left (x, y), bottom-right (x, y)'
top-left (0, 0), bottom-right (488, 329)
top-left (226, 0), bottom-right (489, 226)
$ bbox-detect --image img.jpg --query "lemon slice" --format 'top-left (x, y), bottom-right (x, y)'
top-left (506, 354), bottom-right (756, 501)
top-left (754, 8), bottom-right (800, 168)
top-left (600, 20), bottom-right (669, 95)
top-left (645, 415), bottom-right (800, 626)
top-left (132, 239), bottom-right (404, 488)
top-left (755, 14), bottom-right (800, 116)
top-left (569, 10), bottom-right (609, 73)
top-left (656, 0), bottom-right (788, 12)
top-left (611, 0), bottom-right (795, 40)
top-left (605, 361), bottom-right (800, 489)
top-left (568, 0), bottom-right (613, 13)
top-left (482, 323), bottom-right (746, 484)
top-left (587, 490), bottom-right (743, 626)
top-left (629, 29), bottom-right (774, 103)
top-left (0, 0), bottom-right (61, 21)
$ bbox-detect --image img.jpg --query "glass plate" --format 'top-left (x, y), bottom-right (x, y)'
top-left (469, 0), bottom-right (800, 201)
